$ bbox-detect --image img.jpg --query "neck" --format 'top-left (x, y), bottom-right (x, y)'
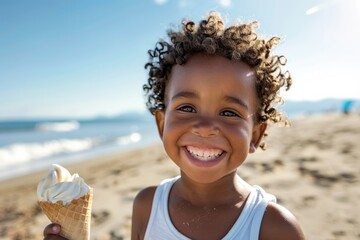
top-left (173, 171), bottom-right (251, 207)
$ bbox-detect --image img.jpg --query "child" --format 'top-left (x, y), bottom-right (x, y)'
top-left (44, 12), bottom-right (305, 240)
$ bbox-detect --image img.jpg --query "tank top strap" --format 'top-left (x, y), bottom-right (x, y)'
top-left (224, 185), bottom-right (276, 239)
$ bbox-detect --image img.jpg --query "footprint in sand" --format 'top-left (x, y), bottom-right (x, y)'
top-left (301, 195), bottom-right (316, 207)
top-left (109, 230), bottom-right (125, 240)
top-left (339, 172), bottom-right (357, 183)
top-left (92, 210), bottom-right (110, 226)
top-left (332, 230), bottom-right (346, 237)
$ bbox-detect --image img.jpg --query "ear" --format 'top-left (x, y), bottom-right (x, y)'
top-left (155, 110), bottom-right (165, 139)
top-left (249, 122), bottom-right (267, 153)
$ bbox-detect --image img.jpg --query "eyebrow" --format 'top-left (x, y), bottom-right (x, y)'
top-left (171, 91), bottom-right (199, 101)
top-left (223, 95), bottom-right (249, 111)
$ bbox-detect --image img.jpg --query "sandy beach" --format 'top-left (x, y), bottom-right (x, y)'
top-left (0, 113), bottom-right (359, 240)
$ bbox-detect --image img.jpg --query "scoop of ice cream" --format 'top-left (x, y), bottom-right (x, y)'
top-left (37, 164), bottom-right (90, 205)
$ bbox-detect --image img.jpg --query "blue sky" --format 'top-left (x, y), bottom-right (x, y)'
top-left (1, 0), bottom-right (359, 120)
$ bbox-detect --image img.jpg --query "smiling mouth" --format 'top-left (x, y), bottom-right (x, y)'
top-left (185, 146), bottom-right (224, 161)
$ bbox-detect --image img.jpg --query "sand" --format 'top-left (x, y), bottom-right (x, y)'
top-left (0, 113), bottom-right (359, 240)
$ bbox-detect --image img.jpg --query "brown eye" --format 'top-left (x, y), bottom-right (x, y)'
top-left (220, 110), bottom-right (239, 117)
top-left (177, 105), bottom-right (196, 113)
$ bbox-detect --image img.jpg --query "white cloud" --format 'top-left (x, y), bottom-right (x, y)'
top-left (306, 5), bottom-right (320, 15)
top-left (218, 0), bottom-right (232, 8)
top-left (305, 0), bottom-right (339, 15)
top-left (154, 0), bottom-right (167, 5)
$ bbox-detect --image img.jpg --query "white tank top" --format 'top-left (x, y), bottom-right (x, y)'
top-left (144, 176), bottom-right (276, 240)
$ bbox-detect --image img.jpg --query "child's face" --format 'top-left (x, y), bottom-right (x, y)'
top-left (155, 53), bottom-right (266, 183)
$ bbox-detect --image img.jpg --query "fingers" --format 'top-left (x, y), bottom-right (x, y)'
top-left (43, 236), bottom-right (68, 240)
top-left (43, 236), bottom-right (67, 240)
top-left (43, 224), bottom-right (67, 239)
top-left (43, 223), bottom-right (60, 236)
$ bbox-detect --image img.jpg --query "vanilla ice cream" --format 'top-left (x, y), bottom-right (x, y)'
top-left (37, 164), bottom-right (90, 205)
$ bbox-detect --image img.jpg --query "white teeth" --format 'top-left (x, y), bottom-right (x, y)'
top-left (186, 146), bottom-right (223, 161)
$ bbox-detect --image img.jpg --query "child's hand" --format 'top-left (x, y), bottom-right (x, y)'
top-left (43, 224), bottom-right (68, 240)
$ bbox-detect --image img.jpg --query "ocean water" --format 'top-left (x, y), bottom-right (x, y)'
top-left (0, 117), bottom-right (159, 181)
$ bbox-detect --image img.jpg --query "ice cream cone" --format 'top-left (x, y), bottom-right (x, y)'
top-left (38, 188), bottom-right (93, 240)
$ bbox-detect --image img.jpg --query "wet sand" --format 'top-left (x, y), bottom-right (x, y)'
top-left (0, 113), bottom-right (359, 240)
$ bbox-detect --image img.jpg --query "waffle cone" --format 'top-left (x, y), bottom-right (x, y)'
top-left (38, 188), bottom-right (93, 240)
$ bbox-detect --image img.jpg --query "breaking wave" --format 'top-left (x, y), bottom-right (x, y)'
top-left (35, 121), bottom-right (80, 132)
top-left (0, 138), bottom-right (97, 164)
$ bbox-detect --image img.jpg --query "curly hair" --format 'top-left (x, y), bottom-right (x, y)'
top-left (144, 11), bottom-right (291, 127)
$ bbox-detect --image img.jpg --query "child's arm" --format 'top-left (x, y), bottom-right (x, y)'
top-left (43, 224), bottom-right (68, 240)
top-left (260, 202), bottom-right (305, 240)
top-left (131, 186), bottom-right (157, 240)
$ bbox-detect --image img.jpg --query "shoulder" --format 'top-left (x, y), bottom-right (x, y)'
top-left (259, 202), bottom-right (305, 240)
top-left (131, 186), bottom-right (157, 240)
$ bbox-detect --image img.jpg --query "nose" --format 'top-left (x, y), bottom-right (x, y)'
top-left (191, 118), bottom-right (219, 137)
